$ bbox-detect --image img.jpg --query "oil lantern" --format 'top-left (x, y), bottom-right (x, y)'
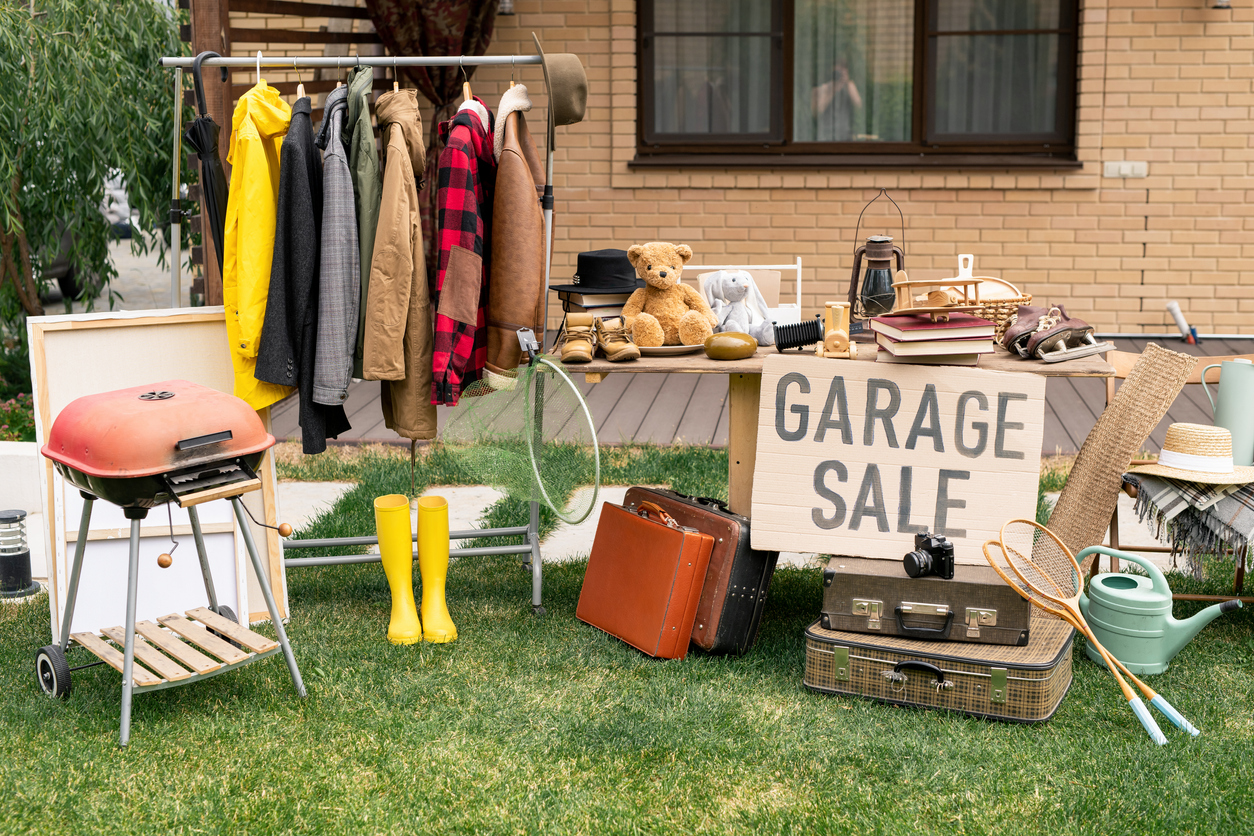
top-left (846, 189), bottom-right (905, 320)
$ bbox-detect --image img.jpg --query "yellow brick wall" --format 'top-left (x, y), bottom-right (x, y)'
top-left (231, 0), bottom-right (1254, 334)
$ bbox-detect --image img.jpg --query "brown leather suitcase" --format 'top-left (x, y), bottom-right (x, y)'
top-left (821, 557), bottom-right (1033, 646)
top-left (576, 501), bottom-right (714, 660)
top-left (623, 488), bottom-right (777, 655)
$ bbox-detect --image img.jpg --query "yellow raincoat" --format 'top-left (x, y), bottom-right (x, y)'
top-left (223, 81), bottom-right (295, 410)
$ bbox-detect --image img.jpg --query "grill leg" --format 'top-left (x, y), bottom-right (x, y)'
top-left (119, 514), bottom-right (143, 748)
top-left (231, 497), bottom-right (306, 698)
top-left (186, 505), bottom-right (220, 612)
top-left (59, 495), bottom-right (94, 652)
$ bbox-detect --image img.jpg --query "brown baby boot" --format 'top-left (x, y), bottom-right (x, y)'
top-left (557, 313), bottom-right (596, 364)
top-left (594, 316), bottom-right (640, 362)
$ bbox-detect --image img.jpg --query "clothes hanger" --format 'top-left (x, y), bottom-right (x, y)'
top-left (336, 55), bottom-right (343, 89)
top-left (256, 50), bottom-right (262, 86)
top-left (393, 56), bottom-right (399, 93)
top-left (294, 60), bottom-right (304, 99)
top-left (461, 57), bottom-right (472, 103)
top-left (510, 56), bottom-right (516, 89)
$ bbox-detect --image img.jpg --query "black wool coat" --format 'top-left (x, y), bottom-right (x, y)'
top-left (257, 97), bottom-right (351, 453)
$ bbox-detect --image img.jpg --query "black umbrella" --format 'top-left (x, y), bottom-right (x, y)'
top-left (183, 51), bottom-right (229, 268)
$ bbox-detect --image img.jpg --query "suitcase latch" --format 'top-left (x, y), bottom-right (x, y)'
top-left (990, 667), bottom-right (1008, 704)
top-left (834, 647), bottom-right (850, 681)
top-left (851, 599), bottom-right (883, 630)
top-left (965, 607), bottom-right (998, 638)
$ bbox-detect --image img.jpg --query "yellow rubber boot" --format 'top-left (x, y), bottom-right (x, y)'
top-left (374, 494), bottom-right (422, 645)
top-left (417, 496), bottom-right (457, 643)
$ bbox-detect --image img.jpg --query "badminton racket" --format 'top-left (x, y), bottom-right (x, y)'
top-left (983, 539), bottom-right (1198, 738)
top-left (995, 519), bottom-right (1167, 746)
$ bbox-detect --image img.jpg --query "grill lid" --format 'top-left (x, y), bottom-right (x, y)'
top-left (41, 380), bottom-right (276, 478)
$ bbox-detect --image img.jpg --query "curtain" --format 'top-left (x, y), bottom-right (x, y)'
top-left (365, 0), bottom-right (497, 276)
top-left (792, 0), bottom-right (912, 143)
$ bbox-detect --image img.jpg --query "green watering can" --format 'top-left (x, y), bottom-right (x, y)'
top-left (1077, 546), bottom-right (1241, 675)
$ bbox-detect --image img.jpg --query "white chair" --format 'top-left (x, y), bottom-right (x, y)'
top-left (681, 257), bottom-right (804, 326)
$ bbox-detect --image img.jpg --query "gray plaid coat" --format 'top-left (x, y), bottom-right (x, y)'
top-left (313, 86), bottom-right (359, 407)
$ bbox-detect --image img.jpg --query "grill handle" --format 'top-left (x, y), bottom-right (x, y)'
top-left (176, 430), bottom-right (233, 451)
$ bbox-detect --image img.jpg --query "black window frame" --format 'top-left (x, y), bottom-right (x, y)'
top-left (635, 0), bottom-right (1080, 166)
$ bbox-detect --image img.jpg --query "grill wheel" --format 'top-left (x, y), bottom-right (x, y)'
top-left (35, 645), bottom-right (71, 699)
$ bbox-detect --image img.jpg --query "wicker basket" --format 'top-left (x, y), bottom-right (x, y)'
top-left (950, 276), bottom-right (1031, 341)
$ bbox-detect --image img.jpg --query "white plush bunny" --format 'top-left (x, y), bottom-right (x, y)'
top-left (702, 270), bottom-right (776, 346)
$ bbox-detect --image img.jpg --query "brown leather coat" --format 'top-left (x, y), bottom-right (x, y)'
top-left (361, 89), bottom-right (437, 440)
top-left (485, 85), bottom-right (546, 384)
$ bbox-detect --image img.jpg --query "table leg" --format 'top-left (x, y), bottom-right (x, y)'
top-left (728, 373), bottom-right (761, 518)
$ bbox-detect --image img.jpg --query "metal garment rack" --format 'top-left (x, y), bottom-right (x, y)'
top-left (159, 51), bottom-right (556, 613)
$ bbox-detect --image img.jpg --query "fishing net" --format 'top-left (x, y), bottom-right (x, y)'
top-left (442, 356), bottom-right (600, 525)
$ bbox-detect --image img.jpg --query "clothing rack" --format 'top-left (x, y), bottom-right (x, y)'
top-left (159, 49), bottom-right (559, 613)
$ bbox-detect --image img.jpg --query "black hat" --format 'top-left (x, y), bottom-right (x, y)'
top-left (550, 249), bottom-right (643, 295)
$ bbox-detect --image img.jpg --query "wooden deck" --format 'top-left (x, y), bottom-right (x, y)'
top-left (272, 337), bottom-right (1253, 454)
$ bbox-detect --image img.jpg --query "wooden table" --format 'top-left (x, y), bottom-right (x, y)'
top-left (578, 345), bottom-right (1115, 517)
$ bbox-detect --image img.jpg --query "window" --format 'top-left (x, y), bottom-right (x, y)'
top-left (637, 0), bottom-right (1078, 164)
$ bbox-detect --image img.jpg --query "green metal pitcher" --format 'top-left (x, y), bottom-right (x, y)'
top-left (1202, 358), bottom-right (1254, 467)
top-left (1077, 546), bottom-right (1241, 675)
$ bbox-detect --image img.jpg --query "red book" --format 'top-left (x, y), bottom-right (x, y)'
top-left (870, 313), bottom-right (995, 342)
top-left (876, 331), bottom-right (994, 356)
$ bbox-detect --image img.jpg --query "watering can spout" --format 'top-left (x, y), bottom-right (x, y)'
top-left (1165, 599), bottom-right (1242, 660)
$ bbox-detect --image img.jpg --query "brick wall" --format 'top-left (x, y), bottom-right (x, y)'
top-left (230, 0), bottom-right (1254, 334)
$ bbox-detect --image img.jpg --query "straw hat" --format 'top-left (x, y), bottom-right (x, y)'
top-left (1128, 423), bottom-right (1254, 484)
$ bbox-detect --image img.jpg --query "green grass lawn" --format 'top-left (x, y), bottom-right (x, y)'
top-left (0, 445), bottom-right (1251, 834)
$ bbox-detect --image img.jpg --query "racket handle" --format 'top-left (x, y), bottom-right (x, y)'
top-left (1151, 694), bottom-right (1200, 737)
top-left (1131, 698), bottom-right (1168, 746)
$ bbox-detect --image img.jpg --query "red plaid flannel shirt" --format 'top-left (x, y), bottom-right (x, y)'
top-left (431, 103), bottom-right (496, 405)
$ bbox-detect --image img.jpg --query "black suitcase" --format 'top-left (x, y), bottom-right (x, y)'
top-left (820, 557), bottom-right (1033, 646)
top-left (623, 488), bottom-right (778, 655)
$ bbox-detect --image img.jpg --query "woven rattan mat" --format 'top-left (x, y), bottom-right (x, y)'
top-left (1048, 342), bottom-right (1196, 575)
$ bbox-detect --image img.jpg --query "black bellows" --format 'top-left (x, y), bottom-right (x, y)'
top-left (774, 316), bottom-right (824, 352)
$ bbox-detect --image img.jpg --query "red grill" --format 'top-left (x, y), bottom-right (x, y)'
top-left (42, 379), bottom-right (275, 509)
top-left (36, 379), bottom-right (303, 747)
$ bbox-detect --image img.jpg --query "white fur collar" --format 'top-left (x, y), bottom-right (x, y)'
top-left (493, 84), bottom-right (532, 162)
top-left (458, 97), bottom-right (491, 132)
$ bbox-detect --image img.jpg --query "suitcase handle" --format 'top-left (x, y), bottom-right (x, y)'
top-left (892, 660), bottom-right (947, 685)
top-left (636, 501), bottom-right (680, 529)
top-left (894, 606), bottom-right (955, 640)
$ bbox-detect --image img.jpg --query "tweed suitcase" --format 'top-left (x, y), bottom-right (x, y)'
top-left (804, 612), bottom-right (1074, 723)
top-left (576, 501), bottom-right (714, 660)
top-left (623, 488), bottom-right (778, 655)
top-left (821, 557), bottom-right (1033, 646)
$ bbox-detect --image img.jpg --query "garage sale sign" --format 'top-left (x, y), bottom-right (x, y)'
top-left (750, 354), bottom-right (1045, 563)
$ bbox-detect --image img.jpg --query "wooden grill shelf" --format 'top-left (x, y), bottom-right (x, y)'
top-left (70, 610), bottom-right (281, 691)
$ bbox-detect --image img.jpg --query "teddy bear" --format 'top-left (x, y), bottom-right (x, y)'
top-left (621, 242), bottom-right (717, 347)
top-left (702, 270), bottom-right (776, 346)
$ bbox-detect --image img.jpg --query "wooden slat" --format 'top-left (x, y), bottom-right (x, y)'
top-left (187, 607), bottom-right (278, 653)
top-left (157, 614), bottom-right (250, 664)
top-left (135, 621), bottom-right (222, 674)
top-left (674, 373), bottom-right (728, 445)
top-left (230, 27), bottom-right (382, 45)
top-left (176, 477), bottom-right (262, 508)
top-left (598, 374), bottom-right (666, 444)
top-left (100, 627), bottom-right (193, 682)
top-left (70, 632), bottom-right (163, 686)
top-left (231, 0), bottom-right (371, 18)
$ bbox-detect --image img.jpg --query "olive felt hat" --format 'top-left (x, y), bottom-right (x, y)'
top-left (532, 33), bottom-right (588, 139)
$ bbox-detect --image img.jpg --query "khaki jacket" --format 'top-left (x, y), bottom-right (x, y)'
top-left (485, 85), bottom-right (546, 383)
top-left (362, 89), bottom-right (437, 440)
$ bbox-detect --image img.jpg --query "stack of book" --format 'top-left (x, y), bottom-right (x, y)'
top-left (558, 289), bottom-right (633, 319)
top-left (870, 313), bottom-right (996, 366)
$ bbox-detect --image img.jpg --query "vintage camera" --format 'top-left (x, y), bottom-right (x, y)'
top-left (903, 533), bottom-right (954, 580)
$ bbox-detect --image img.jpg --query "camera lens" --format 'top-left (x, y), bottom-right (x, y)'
top-left (903, 549), bottom-right (932, 578)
